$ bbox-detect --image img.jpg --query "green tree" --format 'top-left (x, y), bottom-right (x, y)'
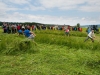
top-left (77, 23), bottom-right (80, 28)
top-left (0, 22), bottom-right (3, 26)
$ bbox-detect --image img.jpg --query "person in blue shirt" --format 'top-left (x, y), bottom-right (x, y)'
top-left (24, 28), bottom-right (36, 39)
top-left (18, 29), bottom-right (23, 35)
top-left (86, 27), bottom-right (91, 34)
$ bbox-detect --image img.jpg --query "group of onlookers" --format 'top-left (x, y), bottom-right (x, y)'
top-left (1, 22), bottom-right (96, 42)
top-left (2, 23), bottom-right (36, 39)
top-left (2, 23), bottom-right (36, 34)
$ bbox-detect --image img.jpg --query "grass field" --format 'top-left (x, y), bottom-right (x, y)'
top-left (0, 27), bottom-right (100, 75)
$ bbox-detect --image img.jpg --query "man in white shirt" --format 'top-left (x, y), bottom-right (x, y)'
top-left (84, 30), bottom-right (95, 42)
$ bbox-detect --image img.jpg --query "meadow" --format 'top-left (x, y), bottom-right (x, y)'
top-left (0, 27), bottom-right (100, 75)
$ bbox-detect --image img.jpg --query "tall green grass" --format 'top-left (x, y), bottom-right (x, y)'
top-left (0, 33), bottom-right (39, 55)
top-left (35, 30), bottom-right (100, 50)
top-left (1, 43), bottom-right (100, 75)
top-left (0, 30), bottom-right (99, 54)
top-left (0, 29), bottom-right (100, 75)
top-left (35, 30), bottom-right (87, 37)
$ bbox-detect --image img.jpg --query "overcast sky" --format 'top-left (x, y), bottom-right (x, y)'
top-left (0, 0), bottom-right (100, 25)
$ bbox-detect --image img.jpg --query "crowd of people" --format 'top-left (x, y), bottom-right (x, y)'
top-left (2, 23), bottom-right (36, 33)
top-left (2, 22), bottom-right (96, 42)
top-left (2, 23), bottom-right (36, 39)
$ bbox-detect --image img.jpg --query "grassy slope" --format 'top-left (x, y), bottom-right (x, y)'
top-left (0, 28), bottom-right (100, 75)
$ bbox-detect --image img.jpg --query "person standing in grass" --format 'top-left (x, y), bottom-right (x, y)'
top-left (65, 28), bottom-right (70, 36)
top-left (84, 30), bottom-right (95, 42)
top-left (24, 28), bottom-right (36, 39)
top-left (86, 27), bottom-right (91, 34)
top-left (18, 29), bottom-right (23, 35)
top-left (17, 24), bottom-right (21, 32)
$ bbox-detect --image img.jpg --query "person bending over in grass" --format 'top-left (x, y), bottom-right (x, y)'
top-left (84, 30), bottom-right (95, 42)
top-left (18, 29), bottom-right (23, 35)
top-left (65, 28), bottom-right (70, 36)
top-left (24, 28), bottom-right (36, 39)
